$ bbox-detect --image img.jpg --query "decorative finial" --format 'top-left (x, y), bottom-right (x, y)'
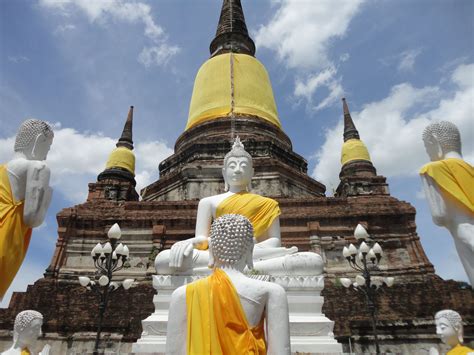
top-left (342, 98), bottom-right (360, 142)
top-left (210, 0), bottom-right (256, 57)
top-left (117, 106), bottom-right (134, 150)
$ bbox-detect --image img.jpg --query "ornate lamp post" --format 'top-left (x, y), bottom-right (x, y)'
top-left (340, 224), bottom-right (395, 354)
top-left (78, 223), bottom-right (134, 355)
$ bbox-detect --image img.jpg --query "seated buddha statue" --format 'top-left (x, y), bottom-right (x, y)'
top-left (155, 137), bottom-right (323, 276)
top-left (430, 310), bottom-right (473, 355)
top-left (166, 214), bottom-right (291, 355)
top-left (420, 121), bottom-right (473, 285)
top-left (2, 310), bottom-right (50, 355)
top-left (0, 119), bottom-right (54, 300)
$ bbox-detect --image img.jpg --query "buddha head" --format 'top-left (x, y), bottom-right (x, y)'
top-left (14, 119), bottom-right (54, 161)
top-left (422, 121), bottom-right (462, 161)
top-left (435, 309), bottom-right (464, 348)
top-left (208, 214), bottom-right (254, 270)
top-left (13, 310), bottom-right (43, 350)
top-left (223, 137), bottom-right (254, 192)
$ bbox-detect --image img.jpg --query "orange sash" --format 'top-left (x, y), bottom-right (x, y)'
top-left (0, 164), bottom-right (32, 299)
top-left (186, 268), bottom-right (266, 354)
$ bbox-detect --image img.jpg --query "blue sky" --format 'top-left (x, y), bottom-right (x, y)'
top-left (1, 0), bottom-right (473, 307)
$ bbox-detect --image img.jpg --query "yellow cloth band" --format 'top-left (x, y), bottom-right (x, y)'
top-left (0, 165), bottom-right (32, 300)
top-left (186, 268), bottom-right (266, 354)
top-left (216, 192), bottom-right (281, 240)
top-left (341, 139), bottom-right (371, 165)
top-left (186, 53), bottom-right (281, 131)
top-left (105, 147), bottom-right (135, 175)
top-left (447, 344), bottom-right (473, 355)
top-left (420, 158), bottom-right (474, 214)
top-left (21, 348), bottom-right (31, 355)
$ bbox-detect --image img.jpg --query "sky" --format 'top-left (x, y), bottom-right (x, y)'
top-left (0, 0), bottom-right (473, 307)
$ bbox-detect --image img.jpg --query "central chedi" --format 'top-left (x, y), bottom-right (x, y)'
top-left (141, 0), bottom-right (325, 202)
top-left (3, 1), bottom-right (472, 354)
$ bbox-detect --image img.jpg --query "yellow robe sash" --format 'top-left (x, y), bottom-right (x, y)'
top-left (447, 344), bottom-right (473, 355)
top-left (186, 268), bottom-right (266, 355)
top-left (21, 348), bottom-right (31, 355)
top-left (0, 164), bottom-right (32, 299)
top-left (420, 158), bottom-right (474, 215)
top-left (216, 192), bottom-right (280, 240)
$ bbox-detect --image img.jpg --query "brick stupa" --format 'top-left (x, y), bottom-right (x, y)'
top-left (1, 0), bottom-right (472, 353)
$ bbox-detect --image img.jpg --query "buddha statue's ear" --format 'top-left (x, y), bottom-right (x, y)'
top-left (431, 133), bottom-right (444, 160)
top-left (222, 167), bottom-right (229, 192)
top-left (245, 239), bottom-right (254, 270)
top-left (30, 134), bottom-right (42, 159)
top-left (456, 326), bottom-right (463, 344)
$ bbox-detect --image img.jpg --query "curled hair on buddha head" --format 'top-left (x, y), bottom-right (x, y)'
top-left (435, 309), bottom-right (464, 343)
top-left (422, 121), bottom-right (462, 156)
top-left (14, 310), bottom-right (43, 337)
top-left (14, 119), bottom-right (54, 154)
top-left (209, 214), bottom-right (254, 267)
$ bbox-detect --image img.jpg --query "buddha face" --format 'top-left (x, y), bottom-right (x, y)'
top-left (423, 134), bottom-right (443, 162)
top-left (18, 318), bottom-right (42, 348)
top-left (223, 156), bottom-right (254, 191)
top-left (436, 317), bottom-right (460, 347)
top-left (29, 133), bottom-right (53, 161)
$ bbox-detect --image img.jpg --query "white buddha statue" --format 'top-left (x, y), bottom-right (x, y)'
top-left (1, 310), bottom-right (50, 355)
top-left (420, 121), bottom-right (473, 285)
top-left (430, 310), bottom-right (473, 355)
top-left (0, 119), bottom-right (54, 300)
top-left (155, 137), bottom-right (323, 276)
top-left (166, 214), bottom-right (291, 355)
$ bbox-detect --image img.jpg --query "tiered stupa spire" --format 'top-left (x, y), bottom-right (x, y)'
top-left (342, 98), bottom-right (360, 141)
top-left (96, 106), bottom-right (138, 201)
top-left (336, 98), bottom-right (389, 197)
top-left (210, 0), bottom-right (256, 57)
top-left (117, 106), bottom-right (134, 150)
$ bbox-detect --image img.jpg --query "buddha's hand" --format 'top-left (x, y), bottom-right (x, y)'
top-left (169, 239), bottom-right (194, 268)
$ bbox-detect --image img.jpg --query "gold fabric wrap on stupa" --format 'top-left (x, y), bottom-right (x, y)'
top-left (105, 147), bottom-right (136, 175)
top-left (341, 139), bottom-right (371, 165)
top-left (186, 53), bottom-right (281, 131)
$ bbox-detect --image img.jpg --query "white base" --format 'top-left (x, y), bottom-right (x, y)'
top-left (132, 274), bottom-right (342, 354)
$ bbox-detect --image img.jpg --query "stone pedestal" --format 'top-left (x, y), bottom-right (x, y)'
top-left (132, 274), bottom-right (342, 354)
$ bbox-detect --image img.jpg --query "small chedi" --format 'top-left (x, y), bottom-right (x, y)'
top-left (430, 310), bottom-right (473, 355)
top-left (166, 214), bottom-right (290, 355)
top-left (420, 121), bottom-right (474, 285)
top-left (0, 119), bottom-right (54, 300)
top-left (155, 137), bottom-right (324, 276)
top-left (1, 310), bottom-right (50, 355)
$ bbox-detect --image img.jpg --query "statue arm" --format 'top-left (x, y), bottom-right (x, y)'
top-left (169, 198), bottom-right (211, 268)
top-left (266, 284), bottom-right (291, 355)
top-left (24, 162), bottom-right (52, 228)
top-left (421, 174), bottom-right (448, 226)
top-left (166, 286), bottom-right (187, 355)
top-left (255, 217), bottom-right (281, 248)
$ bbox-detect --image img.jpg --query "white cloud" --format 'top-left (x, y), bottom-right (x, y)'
top-left (294, 65), bottom-right (344, 112)
top-left (7, 55), bottom-right (30, 63)
top-left (0, 126), bottom-right (173, 203)
top-left (138, 44), bottom-right (181, 68)
top-left (53, 23), bottom-right (76, 34)
top-left (398, 49), bottom-right (422, 72)
top-left (312, 63), bottom-right (474, 190)
top-left (256, 0), bottom-right (364, 112)
top-left (256, 0), bottom-right (364, 70)
top-left (39, 0), bottom-right (179, 67)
